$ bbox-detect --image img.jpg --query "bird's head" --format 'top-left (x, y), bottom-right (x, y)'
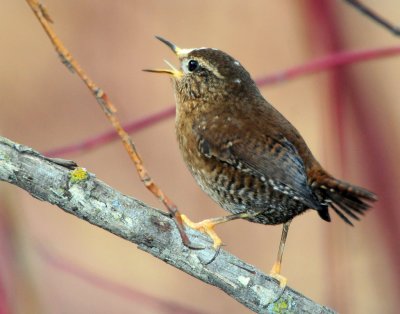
top-left (144, 36), bottom-right (257, 104)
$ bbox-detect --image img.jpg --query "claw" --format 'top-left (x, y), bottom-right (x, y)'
top-left (171, 214), bottom-right (204, 250)
top-left (181, 214), bottom-right (225, 264)
top-left (181, 214), bottom-right (223, 249)
top-left (269, 272), bottom-right (288, 289)
top-left (203, 244), bottom-right (222, 265)
top-left (181, 237), bottom-right (205, 250)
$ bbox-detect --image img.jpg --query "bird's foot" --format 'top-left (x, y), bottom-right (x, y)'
top-left (266, 261), bottom-right (288, 305)
top-left (180, 212), bottom-right (256, 264)
top-left (269, 262), bottom-right (287, 288)
top-left (180, 214), bottom-right (223, 249)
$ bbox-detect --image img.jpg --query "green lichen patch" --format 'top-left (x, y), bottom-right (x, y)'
top-left (268, 296), bottom-right (294, 314)
top-left (69, 167), bottom-right (89, 183)
top-left (0, 152), bottom-right (10, 162)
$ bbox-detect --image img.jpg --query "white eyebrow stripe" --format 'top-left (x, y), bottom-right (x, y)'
top-left (197, 57), bottom-right (224, 79)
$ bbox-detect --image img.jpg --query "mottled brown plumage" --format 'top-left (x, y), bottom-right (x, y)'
top-left (145, 37), bottom-right (377, 286)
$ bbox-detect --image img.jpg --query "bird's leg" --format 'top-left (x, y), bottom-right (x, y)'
top-left (270, 220), bottom-right (292, 288)
top-left (181, 211), bottom-right (262, 249)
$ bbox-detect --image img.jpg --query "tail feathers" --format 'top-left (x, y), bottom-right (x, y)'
top-left (312, 177), bottom-right (377, 226)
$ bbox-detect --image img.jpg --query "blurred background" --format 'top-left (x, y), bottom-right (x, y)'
top-left (1, 1), bottom-right (400, 313)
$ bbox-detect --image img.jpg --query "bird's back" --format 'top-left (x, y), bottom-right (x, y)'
top-left (170, 45), bottom-right (376, 225)
top-left (176, 94), bottom-right (322, 224)
top-left (176, 88), bottom-right (375, 225)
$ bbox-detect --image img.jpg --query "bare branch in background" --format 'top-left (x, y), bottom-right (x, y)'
top-left (25, 0), bottom-right (194, 249)
top-left (0, 136), bottom-right (335, 313)
top-left (344, 0), bottom-right (400, 36)
top-left (43, 44), bottom-right (400, 158)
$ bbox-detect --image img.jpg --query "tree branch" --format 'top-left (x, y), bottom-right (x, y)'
top-left (0, 135), bottom-right (335, 313)
top-left (25, 0), bottom-right (194, 250)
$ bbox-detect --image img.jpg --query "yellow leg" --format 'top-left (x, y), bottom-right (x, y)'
top-left (269, 220), bottom-right (292, 288)
top-left (181, 211), bottom-right (262, 249)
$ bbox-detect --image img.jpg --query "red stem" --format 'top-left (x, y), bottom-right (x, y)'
top-left (0, 207), bottom-right (12, 314)
top-left (308, 0), bottom-right (400, 306)
top-left (44, 45), bottom-right (400, 157)
top-left (36, 243), bottom-right (205, 314)
top-left (0, 279), bottom-right (8, 314)
top-left (45, 106), bottom-right (175, 157)
top-left (255, 45), bottom-right (400, 86)
top-left (306, 1), bottom-right (347, 309)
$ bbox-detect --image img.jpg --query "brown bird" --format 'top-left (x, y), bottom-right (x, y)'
top-left (145, 37), bottom-right (377, 287)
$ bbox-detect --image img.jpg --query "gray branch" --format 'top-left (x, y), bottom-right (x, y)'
top-left (0, 136), bottom-right (335, 313)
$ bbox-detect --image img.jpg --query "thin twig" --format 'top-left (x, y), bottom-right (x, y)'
top-left (45, 106), bottom-right (176, 157)
top-left (343, 0), bottom-right (400, 36)
top-left (25, 0), bottom-right (195, 248)
top-left (0, 136), bottom-right (335, 313)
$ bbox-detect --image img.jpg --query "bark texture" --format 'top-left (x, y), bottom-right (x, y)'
top-left (0, 136), bottom-right (335, 314)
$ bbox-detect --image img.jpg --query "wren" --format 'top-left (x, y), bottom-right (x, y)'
top-left (145, 36), bottom-right (377, 287)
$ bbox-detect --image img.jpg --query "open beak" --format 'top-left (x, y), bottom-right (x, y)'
top-left (155, 36), bottom-right (181, 54)
top-left (143, 36), bottom-right (185, 78)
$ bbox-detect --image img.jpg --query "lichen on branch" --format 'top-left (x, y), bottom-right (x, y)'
top-left (0, 136), bottom-right (335, 313)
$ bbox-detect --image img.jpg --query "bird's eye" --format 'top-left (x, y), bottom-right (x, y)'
top-left (188, 60), bottom-right (199, 72)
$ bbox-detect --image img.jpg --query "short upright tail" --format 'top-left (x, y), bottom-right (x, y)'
top-left (311, 174), bottom-right (377, 225)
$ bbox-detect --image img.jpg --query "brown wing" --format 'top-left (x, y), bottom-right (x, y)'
top-left (193, 115), bottom-right (322, 210)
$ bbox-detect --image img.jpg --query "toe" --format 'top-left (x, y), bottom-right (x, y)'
top-left (269, 272), bottom-right (287, 288)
